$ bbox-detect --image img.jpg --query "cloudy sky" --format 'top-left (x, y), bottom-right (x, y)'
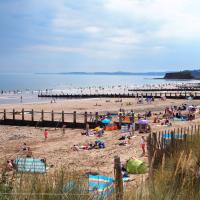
top-left (1, 0), bottom-right (200, 73)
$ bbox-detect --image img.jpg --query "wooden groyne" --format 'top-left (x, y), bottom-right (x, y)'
top-left (128, 88), bottom-right (200, 92)
top-left (0, 109), bottom-right (101, 129)
top-left (38, 92), bottom-right (200, 99)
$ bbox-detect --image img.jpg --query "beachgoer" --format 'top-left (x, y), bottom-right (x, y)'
top-left (62, 124), bottom-right (66, 135)
top-left (6, 160), bottom-right (13, 171)
top-left (72, 145), bottom-right (80, 151)
top-left (22, 143), bottom-right (27, 151)
top-left (44, 129), bottom-right (48, 141)
top-left (127, 136), bottom-right (131, 145)
top-left (86, 123), bottom-right (90, 136)
top-left (26, 147), bottom-right (33, 157)
top-left (140, 136), bottom-right (146, 156)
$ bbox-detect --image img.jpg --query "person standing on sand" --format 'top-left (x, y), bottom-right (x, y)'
top-left (44, 129), bottom-right (48, 141)
top-left (140, 136), bottom-right (146, 156)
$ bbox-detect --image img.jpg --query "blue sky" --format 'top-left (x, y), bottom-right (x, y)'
top-left (1, 0), bottom-right (200, 73)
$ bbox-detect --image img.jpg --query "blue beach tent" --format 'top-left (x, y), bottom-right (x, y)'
top-left (101, 118), bottom-right (111, 124)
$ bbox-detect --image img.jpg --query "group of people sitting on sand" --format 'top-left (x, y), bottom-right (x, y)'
top-left (5, 143), bottom-right (33, 172)
top-left (82, 125), bottom-right (104, 137)
top-left (72, 140), bottom-right (105, 151)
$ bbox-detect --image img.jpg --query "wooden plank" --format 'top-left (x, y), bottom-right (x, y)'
top-left (114, 156), bottom-right (124, 200)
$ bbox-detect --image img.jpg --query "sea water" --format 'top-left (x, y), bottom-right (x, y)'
top-left (0, 73), bottom-right (199, 104)
top-left (1, 73), bottom-right (200, 90)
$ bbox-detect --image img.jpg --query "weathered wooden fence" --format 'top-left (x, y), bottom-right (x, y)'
top-left (147, 124), bottom-right (200, 175)
top-left (0, 109), bottom-right (101, 129)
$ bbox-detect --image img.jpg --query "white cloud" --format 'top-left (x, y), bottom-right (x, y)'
top-left (104, 0), bottom-right (200, 40)
top-left (84, 26), bottom-right (102, 34)
top-left (26, 45), bottom-right (84, 53)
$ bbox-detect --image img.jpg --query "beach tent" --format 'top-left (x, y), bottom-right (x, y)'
top-left (101, 118), bottom-right (111, 124)
top-left (89, 175), bottom-right (129, 199)
top-left (14, 157), bottom-right (46, 173)
top-left (138, 119), bottom-right (148, 125)
top-left (126, 159), bottom-right (147, 174)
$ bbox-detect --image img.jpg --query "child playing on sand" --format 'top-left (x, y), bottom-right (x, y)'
top-left (140, 136), bottom-right (146, 156)
top-left (44, 129), bottom-right (48, 141)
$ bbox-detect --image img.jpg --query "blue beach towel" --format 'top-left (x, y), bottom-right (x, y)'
top-left (14, 158), bottom-right (46, 173)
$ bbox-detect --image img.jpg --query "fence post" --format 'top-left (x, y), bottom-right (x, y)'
top-left (51, 110), bottom-right (54, 122)
top-left (147, 133), bottom-right (153, 178)
top-left (183, 128), bottom-right (187, 148)
top-left (73, 111), bottom-right (76, 124)
top-left (84, 112), bottom-right (88, 124)
top-left (95, 112), bottom-right (98, 124)
top-left (41, 110), bottom-right (44, 122)
top-left (191, 125), bottom-right (193, 140)
top-left (4, 109), bottom-right (6, 120)
top-left (32, 109), bottom-right (34, 121)
top-left (22, 108), bottom-right (24, 121)
top-left (114, 156), bottom-right (123, 200)
top-left (62, 111), bottom-right (64, 123)
top-left (13, 109), bottom-right (15, 120)
top-left (171, 131), bottom-right (175, 151)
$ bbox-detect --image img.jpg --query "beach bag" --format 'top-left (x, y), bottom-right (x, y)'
top-left (126, 159), bottom-right (147, 174)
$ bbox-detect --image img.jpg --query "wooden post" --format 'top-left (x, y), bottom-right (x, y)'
top-left (73, 111), bottom-right (76, 124)
top-left (4, 109), bottom-right (6, 120)
top-left (32, 109), bottom-right (34, 121)
top-left (13, 109), bottom-right (15, 120)
top-left (183, 128), bottom-right (187, 145)
top-left (95, 112), bottom-right (98, 124)
top-left (191, 126), bottom-right (193, 140)
top-left (114, 156), bottom-right (123, 200)
top-left (62, 111), bottom-right (64, 123)
top-left (51, 110), bottom-right (54, 122)
top-left (147, 133), bottom-right (153, 177)
top-left (41, 110), bottom-right (44, 121)
top-left (22, 108), bottom-right (24, 121)
top-left (84, 112), bottom-right (87, 124)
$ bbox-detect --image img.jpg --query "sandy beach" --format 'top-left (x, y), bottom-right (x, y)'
top-left (0, 97), bottom-right (200, 183)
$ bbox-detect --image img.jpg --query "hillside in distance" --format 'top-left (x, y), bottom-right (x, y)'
top-left (164, 70), bottom-right (200, 79)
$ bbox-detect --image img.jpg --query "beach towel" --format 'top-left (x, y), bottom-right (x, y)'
top-left (14, 157), bottom-right (46, 173)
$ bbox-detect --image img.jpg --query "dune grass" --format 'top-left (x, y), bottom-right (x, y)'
top-left (1, 135), bottom-right (200, 200)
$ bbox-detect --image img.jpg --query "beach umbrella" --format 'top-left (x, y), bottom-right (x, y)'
top-left (101, 118), bottom-right (111, 124)
top-left (138, 119), bottom-right (148, 125)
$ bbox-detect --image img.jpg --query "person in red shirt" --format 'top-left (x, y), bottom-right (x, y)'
top-left (140, 136), bottom-right (146, 156)
top-left (44, 129), bottom-right (48, 141)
